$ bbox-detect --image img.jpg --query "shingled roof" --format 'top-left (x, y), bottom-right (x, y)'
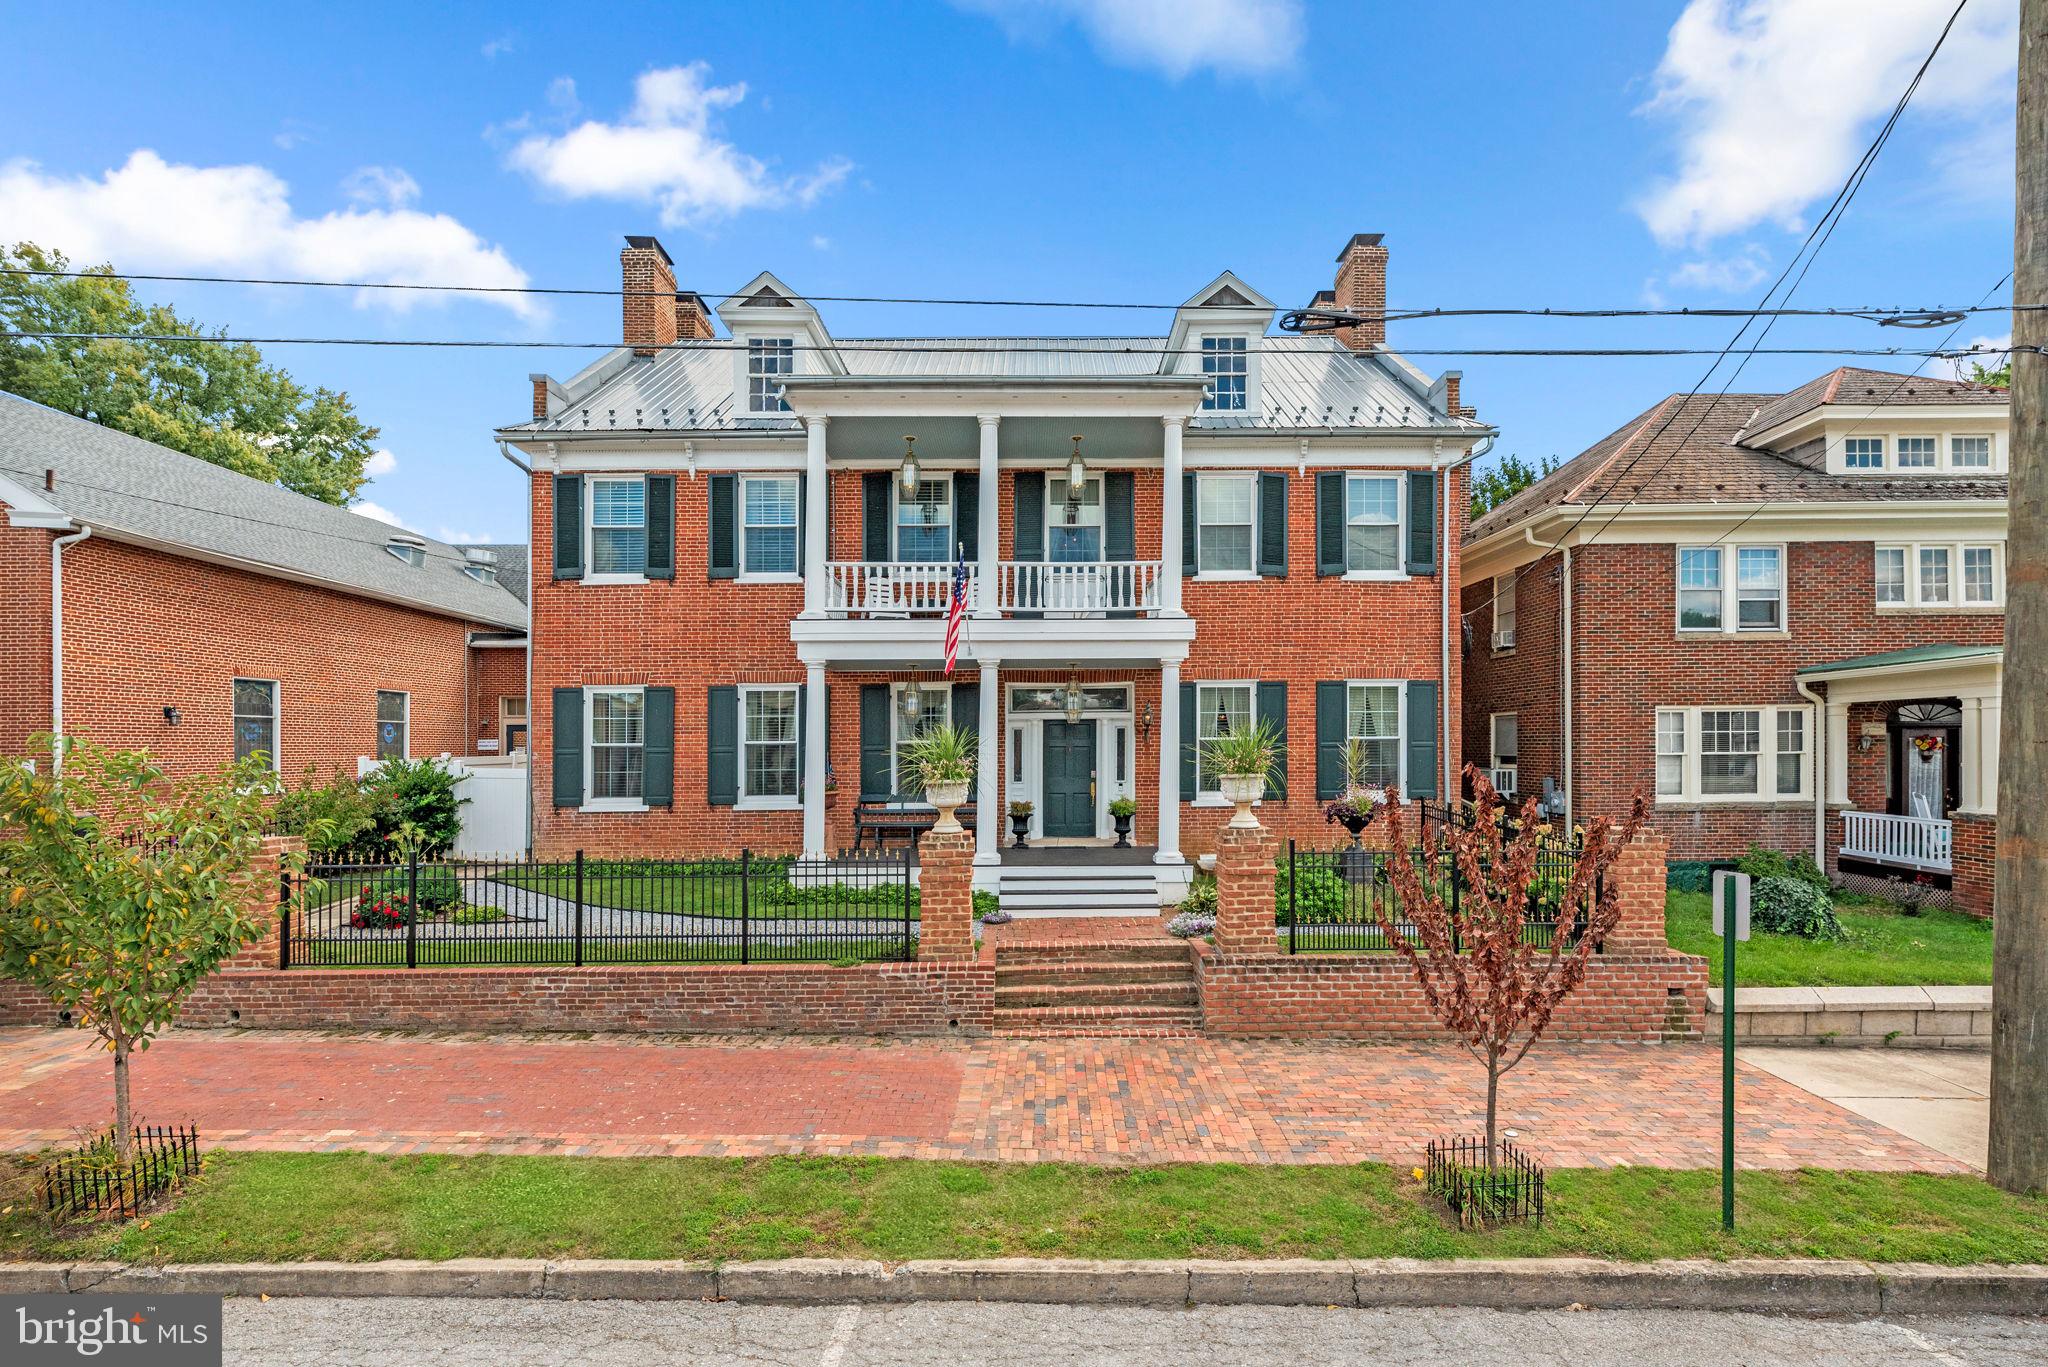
top-left (1747, 366), bottom-right (2006, 436)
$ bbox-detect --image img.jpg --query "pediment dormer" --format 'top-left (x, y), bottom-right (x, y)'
top-left (1163, 271), bottom-right (1276, 414)
top-left (715, 270), bottom-right (846, 380)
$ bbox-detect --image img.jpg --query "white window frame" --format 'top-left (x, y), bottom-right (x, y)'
top-left (1675, 544), bottom-right (1785, 635)
top-left (736, 684), bottom-right (801, 809)
top-left (739, 474), bottom-right (801, 581)
top-left (1950, 433), bottom-right (1994, 470)
top-left (888, 683), bottom-right (953, 802)
top-left (1843, 436), bottom-right (1887, 470)
top-left (1831, 430), bottom-right (2006, 475)
top-left (374, 689), bottom-right (410, 761)
top-left (582, 685), bottom-right (647, 812)
top-left (1491, 573), bottom-right (1517, 650)
top-left (232, 677), bottom-right (281, 774)
top-left (1895, 435), bottom-right (1939, 469)
top-left (1874, 545), bottom-right (1907, 606)
top-left (1345, 681), bottom-right (1407, 796)
top-left (746, 337), bottom-right (794, 413)
top-left (1192, 680), bottom-right (1260, 802)
top-left (893, 478), bottom-right (954, 564)
top-left (585, 475), bottom-right (648, 584)
top-left (1200, 335), bottom-right (1249, 411)
top-left (1653, 704), bottom-right (1812, 804)
top-left (1193, 472), bottom-right (1257, 579)
top-left (1342, 473), bottom-right (1406, 580)
top-left (1490, 711), bottom-right (1518, 765)
top-left (1876, 541), bottom-right (2003, 609)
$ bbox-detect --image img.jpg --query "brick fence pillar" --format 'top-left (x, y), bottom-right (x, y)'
top-left (1213, 821), bottom-right (1278, 955)
top-left (918, 827), bottom-right (976, 960)
top-left (1602, 827), bottom-right (1669, 950)
top-left (1950, 812), bottom-right (1996, 918)
top-left (220, 835), bottom-right (302, 971)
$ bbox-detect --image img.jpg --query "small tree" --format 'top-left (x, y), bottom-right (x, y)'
top-left (1374, 766), bottom-right (1646, 1165)
top-left (0, 737), bottom-right (309, 1160)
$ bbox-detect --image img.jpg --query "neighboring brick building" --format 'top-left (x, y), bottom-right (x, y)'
top-left (0, 392), bottom-right (528, 783)
top-left (504, 234), bottom-right (1491, 906)
top-left (1461, 369), bottom-right (2007, 914)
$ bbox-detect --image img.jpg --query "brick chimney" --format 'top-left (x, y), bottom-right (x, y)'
top-left (1331, 232), bottom-right (1388, 351)
top-left (674, 290), bottom-right (716, 341)
top-left (621, 235), bottom-right (679, 356)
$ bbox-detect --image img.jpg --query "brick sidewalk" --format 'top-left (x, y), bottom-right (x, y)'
top-left (0, 1026), bottom-right (1964, 1171)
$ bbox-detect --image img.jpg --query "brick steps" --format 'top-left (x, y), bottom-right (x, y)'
top-left (990, 936), bottom-right (1199, 1037)
top-left (994, 960), bottom-right (1193, 988)
top-left (992, 940), bottom-right (1189, 964)
top-left (992, 1004), bottom-right (1204, 1035)
top-left (995, 980), bottom-right (1199, 1009)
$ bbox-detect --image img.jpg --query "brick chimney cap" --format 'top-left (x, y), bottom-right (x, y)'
top-left (676, 290), bottom-right (707, 308)
top-left (1335, 232), bottom-right (1386, 260)
top-left (623, 234), bottom-right (673, 266)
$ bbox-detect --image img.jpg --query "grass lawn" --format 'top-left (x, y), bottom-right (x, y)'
top-left (490, 868), bottom-right (915, 922)
top-left (288, 937), bottom-right (910, 968)
top-left (1665, 891), bottom-right (1993, 987)
top-left (3, 1152), bottom-right (2044, 1267)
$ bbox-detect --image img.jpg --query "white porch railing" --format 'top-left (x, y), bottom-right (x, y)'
top-left (1489, 764), bottom-right (1518, 799)
top-left (826, 561), bottom-right (975, 617)
top-left (996, 560), bottom-right (1163, 615)
top-left (1841, 811), bottom-right (1953, 873)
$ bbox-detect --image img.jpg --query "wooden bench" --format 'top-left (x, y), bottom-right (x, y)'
top-left (852, 802), bottom-right (977, 851)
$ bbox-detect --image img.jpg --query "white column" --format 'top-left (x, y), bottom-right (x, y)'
top-left (1159, 416), bottom-right (1185, 616)
top-left (975, 659), bottom-right (1001, 866)
top-left (802, 661), bottom-right (828, 857)
top-left (1959, 695), bottom-right (1986, 813)
top-left (1825, 700), bottom-right (1850, 807)
top-left (976, 414), bottom-right (1000, 617)
top-left (1980, 693), bottom-right (2001, 815)
top-left (1155, 660), bottom-right (1182, 863)
top-left (801, 416), bottom-right (829, 617)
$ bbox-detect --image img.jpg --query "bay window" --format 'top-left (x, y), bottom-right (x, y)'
top-left (1654, 704), bottom-right (1810, 802)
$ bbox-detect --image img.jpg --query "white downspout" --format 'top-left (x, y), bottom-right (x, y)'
top-left (1562, 543), bottom-right (1573, 830)
top-left (498, 441), bottom-right (536, 854)
top-left (1441, 436), bottom-right (1489, 799)
top-left (50, 523), bottom-right (91, 771)
top-left (1796, 677), bottom-right (1828, 866)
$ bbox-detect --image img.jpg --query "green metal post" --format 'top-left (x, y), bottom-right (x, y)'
top-left (1722, 874), bottom-right (1737, 1233)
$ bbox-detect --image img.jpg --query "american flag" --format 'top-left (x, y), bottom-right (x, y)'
top-left (943, 541), bottom-right (969, 674)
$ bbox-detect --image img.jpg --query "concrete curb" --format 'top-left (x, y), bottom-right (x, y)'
top-left (1, 1258), bottom-right (2043, 1315)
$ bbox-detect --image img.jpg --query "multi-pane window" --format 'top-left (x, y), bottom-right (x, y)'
top-left (1896, 436), bottom-right (1938, 469)
top-left (1200, 336), bottom-right (1248, 411)
top-left (587, 689), bottom-right (645, 803)
top-left (740, 687), bottom-right (799, 801)
top-left (1951, 435), bottom-right (1992, 469)
top-left (1919, 546), bottom-right (1952, 606)
top-left (896, 479), bottom-right (952, 563)
top-left (1655, 711), bottom-right (1686, 797)
top-left (892, 685), bottom-right (951, 796)
top-left (746, 337), bottom-right (794, 413)
top-left (1655, 705), bottom-right (1810, 801)
top-left (375, 690), bottom-right (408, 760)
top-left (1735, 547), bottom-right (1783, 630)
top-left (1678, 545), bottom-right (1783, 632)
top-left (1964, 546), bottom-right (1996, 604)
top-left (1194, 683), bottom-right (1255, 794)
top-left (1844, 437), bottom-right (1885, 470)
top-left (742, 475), bottom-right (799, 575)
top-left (1492, 573), bottom-right (1517, 649)
top-left (1347, 684), bottom-right (1403, 789)
top-left (1345, 475), bottom-right (1402, 573)
top-left (1699, 709), bottom-right (1760, 795)
top-left (233, 679), bottom-right (278, 769)
top-left (588, 477), bottom-right (647, 577)
top-left (1677, 547), bottom-right (1723, 630)
top-left (1490, 712), bottom-right (1518, 765)
top-left (1878, 543), bottom-right (2001, 607)
top-left (1195, 474), bottom-right (1255, 574)
top-left (1776, 711), bottom-right (1805, 796)
top-left (1875, 547), bottom-right (1907, 604)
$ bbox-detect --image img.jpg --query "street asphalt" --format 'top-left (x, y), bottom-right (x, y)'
top-left (229, 1298), bottom-right (2048, 1366)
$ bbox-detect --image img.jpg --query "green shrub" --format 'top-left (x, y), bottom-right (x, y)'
top-left (1274, 861), bottom-right (1350, 924)
top-left (1737, 844), bottom-right (1828, 891)
top-left (358, 868), bottom-right (463, 913)
top-left (1177, 878), bottom-right (1217, 919)
top-left (452, 905), bottom-right (507, 924)
top-left (972, 890), bottom-right (1000, 920)
top-left (363, 757), bottom-right (467, 855)
top-left (272, 766), bottom-right (377, 854)
top-left (1752, 875), bottom-right (1843, 939)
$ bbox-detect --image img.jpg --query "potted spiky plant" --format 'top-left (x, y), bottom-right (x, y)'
top-left (1007, 799), bottom-right (1034, 849)
top-left (903, 723), bottom-right (977, 833)
top-left (1201, 719), bottom-right (1283, 830)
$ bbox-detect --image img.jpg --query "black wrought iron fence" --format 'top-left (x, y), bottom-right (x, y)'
top-left (1425, 1134), bottom-right (1545, 1226)
top-left (43, 1124), bottom-right (201, 1221)
top-left (282, 849), bottom-right (916, 968)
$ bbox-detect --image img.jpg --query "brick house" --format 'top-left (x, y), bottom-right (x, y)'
top-left (0, 391), bottom-right (529, 781)
top-left (1460, 367), bottom-right (2007, 914)
top-left (503, 233), bottom-right (1491, 907)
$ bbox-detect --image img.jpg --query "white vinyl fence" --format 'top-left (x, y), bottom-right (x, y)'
top-left (356, 754), bottom-right (530, 857)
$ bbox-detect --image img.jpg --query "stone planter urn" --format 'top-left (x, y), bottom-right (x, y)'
top-left (926, 779), bottom-right (972, 833)
top-left (1217, 773), bottom-right (1267, 830)
top-left (1110, 809), bottom-right (1135, 847)
top-left (1009, 806), bottom-right (1033, 849)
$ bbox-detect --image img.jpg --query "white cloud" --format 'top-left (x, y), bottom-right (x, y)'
top-left (0, 150), bottom-right (537, 316)
top-left (1667, 244), bottom-right (1771, 293)
top-left (341, 166), bottom-right (420, 210)
top-left (956, 0), bottom-right (1304, 79)
top-left (435, 525), bottom-right (490, 545)
top-left (506, 65), bottom-right (852, 227)
top-left (1636, 0), bottom-right (2018, 245)
top-left (1938, 332), bottom-right (2012, 381)
top-left (811, 234), bottom-right (832, 251)
top-left (362, 449), bottom-right (398, 477)
top-left (482, 32), bottom-right (517, 60)
top-left (352, 499), bottom-right (409, 528)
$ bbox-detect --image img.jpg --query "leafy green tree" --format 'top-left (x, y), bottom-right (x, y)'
top-left (1470, 452), bottom-right (1560, 519)
top-left (0, 243), bottom-right (381, 506)
top-left (1964, 358), bottom-right (2011, 387)
top-left (364, 757), bottom-right (468, 855)
top-left (0, 737), bottom-right (311, 1159)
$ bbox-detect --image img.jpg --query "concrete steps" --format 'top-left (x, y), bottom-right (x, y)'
top-left (994, 864), bottom-right (1163, 916)
top-left (990, 937), bottom-right (1200, 1037)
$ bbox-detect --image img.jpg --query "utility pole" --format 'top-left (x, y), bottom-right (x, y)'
top-left (1990, 0), bottom-right (2048, 1195)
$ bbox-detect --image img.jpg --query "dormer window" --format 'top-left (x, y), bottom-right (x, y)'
top-left (461, 547), bottom-right (498, 584)
top-left (747, 337), bottom-right (794, 412)
top-left (1844, 437), bottom-right (1885, 470)
top-left (1201, 336), bottom-right (1248, 411)
top-left (384, 534), bottom-right (427, 567)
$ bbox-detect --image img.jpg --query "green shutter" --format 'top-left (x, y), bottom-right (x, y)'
top-left (1105, 471), bottom-right (1136, 559)
top-left (1179, 681), bottom-right (1197, 801)
top-left (706, 685), bottom-right (737, 805)
top-left (1257, 471), bottom-right (1288, 577)
top-left (551, 688), bottom-right (583, 807)
top-left (797, 683), bottom-right (808, 783)
top-left (707, 474), bottom-right (737, 579)
top-left (1181, 472), bottom-right (1197, 576)
top-left (1258, 680), bottom-right (1288, 798)
top-left (1315, 680), bottom-right (1347, 800)
top-left (643, 686), bottom-right (675, 806)
top-left (552, 475), bottom-right (583, 579)
top-left (1013, 471), bottom-right (1045, 558)
top-left (646, 474), bottom-right (675, 580)
top-left (862, 473), bottom-right (891, 561)
top-left (954, 473), bottom-right (979, 561)
top-left (953, 682), bottom-right (979, 751)
top-left (1406, 680), bottom-right (1439, 799)
top-left (796, 472), bottom-right (808, 573)
top-left (1406, 470), bottom-right (1437, 575)
top-left (1316, 472), bottom-right (1346, 576)
top-left (859, 683), bottom-right (892, 799)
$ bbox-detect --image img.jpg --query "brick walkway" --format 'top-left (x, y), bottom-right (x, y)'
top-left (0, 1026), bottom-right (1963, 1171)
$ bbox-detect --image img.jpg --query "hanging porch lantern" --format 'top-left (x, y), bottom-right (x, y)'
top-left (1062, 671), bottom-right (1086, 724)
top-left (1066, 433), bottom-right (1086, 491)
top-left (899, 434), bottom-right (920, 496)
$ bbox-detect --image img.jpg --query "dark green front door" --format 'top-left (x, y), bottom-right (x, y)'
top-left (1042, 721), bottom-right (1097, 837)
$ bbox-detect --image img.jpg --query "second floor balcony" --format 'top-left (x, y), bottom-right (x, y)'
top-left (824, 558), bottom-right (1168, 618)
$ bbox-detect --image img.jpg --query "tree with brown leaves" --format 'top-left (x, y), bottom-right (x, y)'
top-left (1375, 765), bottom-right (1647, 1166)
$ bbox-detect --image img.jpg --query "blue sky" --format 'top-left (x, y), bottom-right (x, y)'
top-left (0, 0), bottom-right (2019, 542)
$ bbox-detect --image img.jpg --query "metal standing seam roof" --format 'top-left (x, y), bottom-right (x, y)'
top-left (1795, 644), bottom-right (2004, 677)
top-left (512, 335), bottom-right (1487, 436)
top-left (0, 391), bottom-right (528, 631)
